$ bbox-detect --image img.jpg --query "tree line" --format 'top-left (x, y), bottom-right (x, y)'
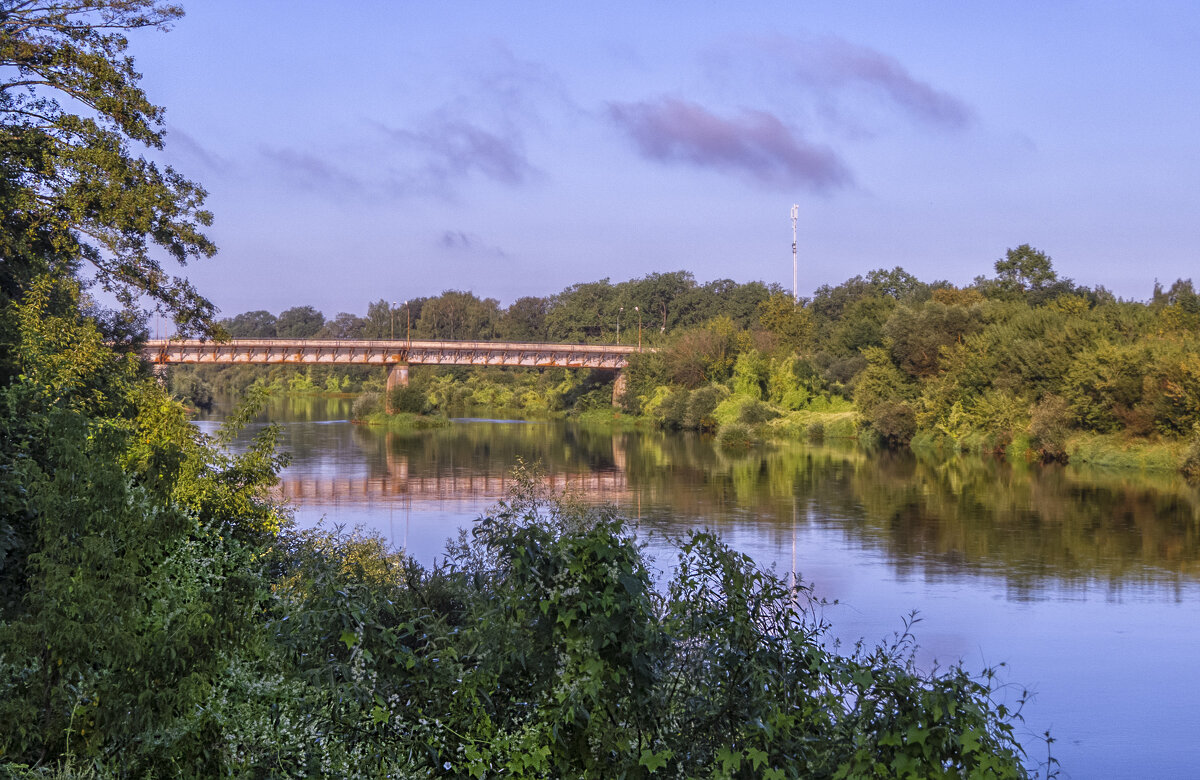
top-left (218, 271), bottom-right (772, 344)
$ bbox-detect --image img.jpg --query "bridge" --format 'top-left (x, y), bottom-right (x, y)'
top-left (142, 338), bottom-right (643, 408)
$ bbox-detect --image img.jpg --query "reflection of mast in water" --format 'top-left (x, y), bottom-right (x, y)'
top-left (612, 433), bottom-right (628, 473)
top-left (385, 434), bottom-right (409, 481)
top-left (791, 496), bottom-right (797, 606)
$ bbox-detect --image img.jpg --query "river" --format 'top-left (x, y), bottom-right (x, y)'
top-left (197, 395), bottom-right (1200, 778)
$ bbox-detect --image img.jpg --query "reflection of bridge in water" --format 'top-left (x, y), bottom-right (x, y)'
top-left (277, 467), bottom-right (633, 506)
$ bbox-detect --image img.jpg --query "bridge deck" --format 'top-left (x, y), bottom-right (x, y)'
top-left (143, 338), bottom-right (642, 370)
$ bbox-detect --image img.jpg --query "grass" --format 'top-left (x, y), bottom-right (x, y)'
top-left (1066, 432), bottom-right (1185, 472)
top-left (361, 411), bottom-right (451, 430)
top-left (572, 407), bottom-right (650, 430)
top-left (768, 409), bottom-right (858, 441)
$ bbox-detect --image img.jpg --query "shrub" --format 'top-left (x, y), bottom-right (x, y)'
top-left (351, 391), bottom-right (382, 420)
top-left (1029, 394), bottom-right (1071, 463)
top-left (864, 400), bottom-right (918, 448)
top-left (717, 422), bottom-right (755, 450)
top-left (1182, 424), bottom-right (1200, 483)
top-left (807, 420), bottom-right (825, 442)
top-left (738, 398), bottom-right (780, 425)
top-left (684, 385), bottom-right (728, 431)
top-left (387, 384), bottom-right (427, 414)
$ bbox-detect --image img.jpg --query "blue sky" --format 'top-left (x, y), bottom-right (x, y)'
top-left (133, 2), bottom-right (1200, 316)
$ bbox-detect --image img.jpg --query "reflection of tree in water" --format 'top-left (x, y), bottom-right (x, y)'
top-left (282, 395), bottom-right (1200, 593)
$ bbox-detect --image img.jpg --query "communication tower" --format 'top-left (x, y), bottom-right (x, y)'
top-left (790, 204), bottom-right (799, 304)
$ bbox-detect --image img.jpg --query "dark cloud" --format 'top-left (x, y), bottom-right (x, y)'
top-left (259, 146), bottom-right (362, 191)
top-left (802, 38), bottom-right (973, 128)
top-left (438, 230), bottom-right (509, 258)
top-left (607, 98), bottom-right (850, 191)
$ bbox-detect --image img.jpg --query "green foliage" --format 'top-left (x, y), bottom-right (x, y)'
top-left (1028, 394), bottom-right (1071, 463)
top-left (854, 348), bottom-right (919, 447)
top-left (388, 383), bottom-right (429, 414)
top-left (1181, 425), bottom-right (1200, 483)
top-left (0, 278), bottom-right (285, 774)
top-left (1, 1), bottom-right (217, 334)
top-left (352, 391), bottom-right (383, 420)
top-left (717, 421), bottom-right (756, 450)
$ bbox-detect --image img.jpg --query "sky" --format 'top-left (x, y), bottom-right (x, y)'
top-left (129, 1), bottom-right (1200, 317)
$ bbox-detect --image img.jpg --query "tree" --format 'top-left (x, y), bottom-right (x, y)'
top-left (499, 295), bottom-right (550, 341)
top-left (994, 245), bottom-right (1057, 293)
top-left (1, 1), bottom-right (216, 333)
top-left (221, 309), bottom-right (277, 338)
top-left (758, 291), bottom-right (814, 351)
top-left (276, 305), bottom-right (325, 338)
top-left (546, 279), bottom-right (616, 342)
top-left (320, 311), bottom-right (367, 339)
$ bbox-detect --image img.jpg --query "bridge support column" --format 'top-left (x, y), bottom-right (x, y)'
top-left (385, 363), bottom-right (409, 413)
top-left (611, 369), bottom-right (628, 408)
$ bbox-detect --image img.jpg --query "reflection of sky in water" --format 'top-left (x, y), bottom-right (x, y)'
top-left (194, 398), bottom-right (1200, 778)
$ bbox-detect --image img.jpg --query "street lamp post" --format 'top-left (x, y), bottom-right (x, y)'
top-left (618, 307), bottom-right (623, 344)
top-left (405, 300), bottom-right (411, 347)
top-left (635, 306), bottom-right (642, 350)
top-left (391, 301), bottom-right (396, 340)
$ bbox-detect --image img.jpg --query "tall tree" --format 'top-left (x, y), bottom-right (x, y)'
top-left (276, 305), bottom-right (325, 338)
top-left (221, 310), bottom-right (277, 338)
top-left (0, 1), bottom-right (216, 333)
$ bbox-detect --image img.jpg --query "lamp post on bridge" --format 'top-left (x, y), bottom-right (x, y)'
top-left (391, 301), bottom-right (396, 340)
top-left (635, 306), bottom-right (641, 350)
top-left (617, 307), bottom-right (623, 344)
top-left (405, 300), bottom-right (411, 347)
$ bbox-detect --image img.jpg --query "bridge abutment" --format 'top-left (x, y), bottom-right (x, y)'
top-left (385, 363), bottom-right (410, 413)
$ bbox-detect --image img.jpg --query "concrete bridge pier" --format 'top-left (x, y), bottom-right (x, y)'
top-left (385, 363), bottom-right (409, 413)
top-left (611, 369), bottom-right (627, 408)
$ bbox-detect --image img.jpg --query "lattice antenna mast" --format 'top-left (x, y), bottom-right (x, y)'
top-left (790, 204), bottom-right (799, 304)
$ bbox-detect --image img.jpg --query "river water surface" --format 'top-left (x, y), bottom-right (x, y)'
top-left (197, 396), bottom-right (1200, 778)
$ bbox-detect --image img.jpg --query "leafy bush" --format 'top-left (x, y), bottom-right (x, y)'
top-left (387, 384), bottom-right (428, 414)
top-left (351, 391), bottom-right (383, 419)
top-left (863, 400), bottom-right (918, 448)
top-left (1028, 394), bottom-right (1071, 463)
top-left (685, 384), bottom-right (729, 431)
top-left (738, 398), bottom-right (780, 425)
top-left (718, 422), bottom-right (755, 450)
top-left (1182, 424), bottom-right (1200, 483)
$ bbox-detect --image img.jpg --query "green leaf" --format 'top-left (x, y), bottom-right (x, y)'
top-left (638, 747), bottom-right (672, 772)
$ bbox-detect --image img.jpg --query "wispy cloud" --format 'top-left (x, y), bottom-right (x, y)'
top-left (387, 115), bottom-right (534, 190)
top-left (606, 98), bottom-right (850, 191)
top-left (259, 146), bottom-right (362, 191)
top-left (166, 127), bottom-right (230, 173)
top-left (705, 35), bottom-right (973, 131)
top-left (380, 45), bottom-right (571, 197)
